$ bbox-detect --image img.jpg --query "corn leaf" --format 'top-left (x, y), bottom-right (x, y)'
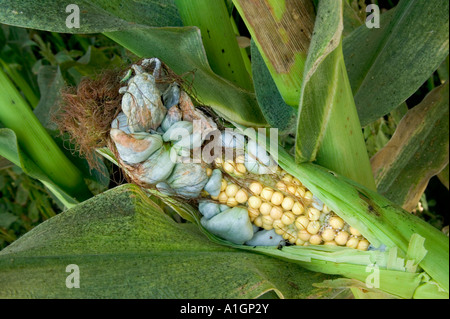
top-left (371, 82), bottom-right (449, 212)
top-left (250, 39), bottom-right (296, 134)
top-left (0, 184), bottom-right (337, 299)
top-left (232, 0), bottom-right (316, 106)
top-left (343, 0), bottom-right (450, 126)
top-left (0, 0), bottom-right (182, 33)
top-left (294, 0), bottom-right (376, 190)
top-left (105, 26), bottom-right (267, 127)
top-left (0, 128), bottom-right (78, 208)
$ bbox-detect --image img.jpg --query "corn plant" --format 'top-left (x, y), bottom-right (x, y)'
top-left (0, 0), bottom-right (448, 299)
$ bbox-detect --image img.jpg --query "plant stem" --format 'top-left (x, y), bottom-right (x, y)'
top-left (0, 67), bottom-right (92, 202)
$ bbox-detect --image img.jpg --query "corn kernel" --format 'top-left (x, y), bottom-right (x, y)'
top-left (206, 168), bottom-right (213, 177)
top-left (223, 161), bottom-right (235, 174)
top-left (295, 238), bottom-right (306, 246)
top-left (304, 191), bottom-right (313, 201)
top-left (298, 229), bottom-right (311, 241)
top-left (254, 216), bottom-right (263, 227)
top-left (307, 207), bottom-right (321, 221)
top-left (235, 163), bottom-right (247, 174)
top-left (349, 226), bottom-right (361, 237)
top-left (276, 181), bottom-right (287, 192)
top-left (262, 224), bottom-right (274, 230)
top-left (335, 231), bottom-right (349, 246)
top-left (270, 191), bottom-right (284, 206)
top-left (227, 197), bottom-right (238, 207)
top-left (322, 204), bottom-right (331, 214)
top-left (220, 179), bottom-right (227, 191)
top-left (295, 215), bottom-right (309, 230)
top-left (235, 189), bottom-right (248, 204)
top-left (214, 157), bottom-right (223, 167)
top-left (295, 186), bottom-right (306, 198)
top-left (248, 207), bottom-right (260, 219)
top-left (210, 195), bottom-right (219, 200)
top-left (292, 202), bottom-right (305, 215)
top-left (273, 220), bottom-right (286, 235)
top-left (248, 196), bottom-right (262, 209)
top-left (287, 185), bottom-right (296, 194)
top-left (225, 184), bottom-right (239, 197)
top-left (321, 228), bottom-right (336, 242)
top-left (346, 236), bottom-right (359, 249)
top-left (306, 221), bottom-right (321, 235)
top-left (281, 212), bottom-right (295, 226)
top-left (249, 182), bottom-right (263, 195)
top-left (270, 206), bottom-right (283, 220)
top-left (260, 187), bottom-right (274, 201)
top-left (292, 177), bottom-right (301, 186)
top-left (282, 174), bottom-right (293, 183)
top-left (262, 215), bottom-right (274, 226)
top-left (235, 155), bottom-right (245, 164)
top-left (281, 197), bottom-right (295, 211)
top-left (357, 239), bottom-right (370, 251)
top-left (329, 216), bottom-right (344, 230)
top-left (309, 234), bottom-right (323, 245)
top-left (218, 192), bottom-right (228, 204)
top-left (259, 202), bottom-right (272, 215)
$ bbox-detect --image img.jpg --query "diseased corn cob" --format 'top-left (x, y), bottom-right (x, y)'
top-left (109, 58), bottom-right (370, 250)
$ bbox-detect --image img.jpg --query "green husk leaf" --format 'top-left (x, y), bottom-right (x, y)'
top-left (0, 184), bottom-right (336, 299)
top-left (371, 82), bottom-right (449, 211)
top-left (343, 0), bottom-right (450, 126)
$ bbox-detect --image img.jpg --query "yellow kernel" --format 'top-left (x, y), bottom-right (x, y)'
top-left (282, 174), bottom-right (293, 183)
top-left (223, 161), bottom-right (235, 174)
top-left (287, 185), bottom-right (296, 194)
top-left (254, 216), bottom-right (263, 227)
top-left (269, 206), bottom-right (283, 220)
top-left (295, 215), bottom-right (310, 230)
top-left (235, 163), bottom-right (247, 174)
top-left (295, 186), bottom-right (306, 198)
top-left (220, 179), bottom-right (227, 191)
top-left (235, 155), bottom-right (245, 164)
top-left (304, 191), bottom-right (313, 201)
top-left (329, 216), bottom-right (345, 230)
top-left (292, 202), bottom-right (305, 215)
top-left (227, 197), bottom-right (238, 207)
top-left (276, 181), bottom-right (287, 192)
top-left (210, 195), bottom-right (219, 200)
top-left (346, 237), bottom-right (359, 249)
top-left (349, 226), bottom-right (361, 237)
top-left (335, 231), bottom-right (349, 246)
top-left (214, 157), bottom-right (223, 167)
top-left (235, 189), bottom-right (248, 204)
top-left (322, 204), bottom-right (331, 214)
top-left (270, 191), bottom-right (284, 206)
top-left (307, 207), bottom-right (321, 221)
top-left (295, 238), bottom-right (306, 246)
top-left (248, 207), bottom-right (260, 219)
top-left (248, 196), bottom-right (262, 209)
top-left (260, 187), bottom-right (274, 201)
top-left (249, 182), bottom-right (263, 195)
top-left (281, 212), bottom-right (295, 226)
top-left (324, 241), bottom-right (337, 246)
top-left (298, 229), bottom-right (311, 241)
top-left (262, 215), bottom-right (274, 226)
top-left (306, 221), bottom-right (321, 235)
top-left (273, 220), bottom-right (285, 235)
top-left (262, 224), bottom-right (274, 230)
top-left (281, 197), bottom-right (294, 211)
top-left (309, 234), bottom-right (323, 245)
top-left (218, 192), bottom-right (228, 204)
top-left (357, 239), bottom-right (370, 251)
top-left (206, 168), bottom-right (212, 177)
top-left (259, 202), bottom-right (272, 215)
top-left (292, 177), bottom-right (301, 186)
top-left (321, 228), bottom-right (336, 242)
top-left (225, 184), bottom-right (239, 197)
